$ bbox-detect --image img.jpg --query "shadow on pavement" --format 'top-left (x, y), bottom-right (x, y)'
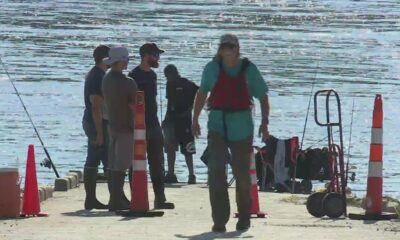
top-left (61, 209), bottom-right (116, 217)
top-left (175, 231), bottom-right (253, 240)
top-left (164, 183), bottom-right (186, 188)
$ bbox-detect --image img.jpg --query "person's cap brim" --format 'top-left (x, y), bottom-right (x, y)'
top-left (103, 55), bottom-right (134, 65)
top-left (220, 41), bottom-right (238, 47)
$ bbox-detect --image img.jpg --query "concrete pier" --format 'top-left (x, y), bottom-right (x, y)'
top-left (0, 183), bottom-right (398, 240)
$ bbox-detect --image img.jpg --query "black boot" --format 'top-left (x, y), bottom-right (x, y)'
top-left (84, 168), bottom-right (108, 210)
top-left (108, 170), bottom-right (130, 211)
top-left (110, 170), bottom-right (130, 206)
top-left (154, 193), bottom-right (175, 209)
top-left (236, 215), bottom-right (251, 231)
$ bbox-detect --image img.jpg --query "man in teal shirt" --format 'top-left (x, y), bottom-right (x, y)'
top-left (192, 34), bottom-right (270, 232)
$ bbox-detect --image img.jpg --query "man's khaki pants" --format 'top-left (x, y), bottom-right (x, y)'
top-left (207, 132), bottom-right (253, 227)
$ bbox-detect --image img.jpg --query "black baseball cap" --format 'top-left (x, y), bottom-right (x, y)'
top-left (93, 45), bottom-right (110, 60)
top-left (139, 43), bottom-right (165, 57)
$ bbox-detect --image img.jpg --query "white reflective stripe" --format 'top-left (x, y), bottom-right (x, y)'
top-left (134, 129), bottom-right (146, 140)
top-left (371, 128), bottom-right (383, 144)
top-left (250, 154), bottom-right (256, 169)
top-left (132, 160), bottom-right (147, 171)
top-left (368, 161), bottom-right (382, 178)
top-left (251, 174), bottom-right (257, 184)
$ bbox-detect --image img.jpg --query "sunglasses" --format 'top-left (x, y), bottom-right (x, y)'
top-left (150, 52), bottom-right (160, 58)
top-left (220, 43), bottom-right (237, 49)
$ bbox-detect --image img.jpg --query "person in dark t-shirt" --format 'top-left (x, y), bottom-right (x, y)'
top-left (162, 64), bottom-right (199, 184)
top-left (82, 44), bottom-right (110, 210)
top-left (128, 43), bottom-right (174, 209)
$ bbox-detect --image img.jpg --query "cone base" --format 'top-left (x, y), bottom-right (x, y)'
top-left (251, 212), bottom-right (266, 218)
top-left (116, 210), bottom-right (164, 217)
top-left (20, 212), bottom-right (48, 218)
top-left (234, 211), bottom-right (267, 218)
top-left (349, 212), bottom-right (398, 221)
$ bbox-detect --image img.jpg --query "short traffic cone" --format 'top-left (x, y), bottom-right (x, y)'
top-left (21, 145), bottom-right (47, 217)
top-left (236, 152), bottom-right (266, 218)
top-left (349, 94), bottom-right (397, 220)
top-left (118, 91), bottom-right (163, 217)
top-left (249, 152), bottom-right (266, 218)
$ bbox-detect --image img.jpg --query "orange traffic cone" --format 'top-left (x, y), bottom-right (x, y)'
top-left (249, 152), bottom-right (266, 218)
top-left (131, 91), bottom-right (149, 211)
top-left (236, 151), bottom-right (266, 218)
top-left (118, 91), bottom-right (163, 217)
top-left (21, 145), bottom-right (47, 217)
top-left (349, 94), bottom-right (397, 220)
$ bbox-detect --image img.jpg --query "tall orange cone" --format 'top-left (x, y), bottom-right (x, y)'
top-left (236, 151), bottom-right (266, 218)
top-left (131, 91), bottom-right (149, 211)
top-left (21, 144), bottom-right (47, 217)
top-left (118, 91), bottom-right (163, 217)
top-left (366, 94), bottom-right (383, 215)
top-left (349, 94), bottom-right (397, 220)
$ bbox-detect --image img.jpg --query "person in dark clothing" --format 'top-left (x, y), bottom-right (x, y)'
top-left (128, 43), bottom-right (174, 209)
top-left (82, 44), bottom-right (110, 210)
top-left (162, 64), bottom-right (199, 184)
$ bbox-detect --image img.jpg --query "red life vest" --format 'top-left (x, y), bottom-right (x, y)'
top-left (208, 58), bottom-right (252, 111)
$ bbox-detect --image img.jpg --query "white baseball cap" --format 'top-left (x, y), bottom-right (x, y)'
top-left (103, 46), bottom-right (134, 65)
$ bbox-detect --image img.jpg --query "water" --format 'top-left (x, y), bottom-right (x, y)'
top-left (0, 0), bottom-right (399, 199)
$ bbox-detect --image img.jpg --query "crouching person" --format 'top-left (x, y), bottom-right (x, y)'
top-left (102, 46), bottom-right (137, 211)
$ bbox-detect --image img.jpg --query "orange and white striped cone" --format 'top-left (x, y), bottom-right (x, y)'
top-left (249, 152), bottom-right (266, 218)
top-left (131, 91), bottom-right (149, 212)
top-left (119, 91), bottom-right (164, 217)
top-left (349, 94), bottom-right (397, 220)
top-left (235, 152), bottom-right (266, 218)
top-left (366, 94), bottom-right (383, 215)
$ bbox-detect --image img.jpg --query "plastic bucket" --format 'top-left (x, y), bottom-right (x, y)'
top-left (0, 168), bottom-right (20, 218)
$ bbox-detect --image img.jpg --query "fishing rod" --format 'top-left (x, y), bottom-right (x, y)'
top-left (346, 99), bottom-right (355, 183)
top-left (291, 58), bottom-right (320, 193)
top-left (300, 59), bottom-right (320, 150)
top-left (304, 129), bottom-right (340, 150)
top-left (0, 56), bottom-right (60, 178)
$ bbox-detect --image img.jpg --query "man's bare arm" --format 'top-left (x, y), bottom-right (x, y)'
top-left (192, 90), bottom-right (208, 138)
top-left (90, 95), bottom-right (104, 146)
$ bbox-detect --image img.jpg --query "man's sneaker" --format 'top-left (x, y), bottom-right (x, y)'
top-left (212, 225), bottom-right (226, 233)
top-left (236, 218), bottom-right (250, 231)
top-left (164, 173), bottom-right (178, 183)
top-left (188, 174), bottom-right (196, 184)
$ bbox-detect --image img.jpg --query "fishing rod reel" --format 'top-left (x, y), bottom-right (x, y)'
top-left (349, 171), bottom-right (356, 182)
top-left (40, 158), bottom-right (52, 169)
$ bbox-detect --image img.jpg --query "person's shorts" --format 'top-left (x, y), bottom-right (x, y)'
top-left (162, 118), bottom-right (196, 155)
top-left (107, 128), bottom-right (133, 172)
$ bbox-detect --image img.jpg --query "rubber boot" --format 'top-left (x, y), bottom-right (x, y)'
top-left (154, 193), bottom-right (175, 209)
top-left (108, 170), bottom-right (130, 206)
top-left (108, 170), bottom-right (130, 212)
top-left (84, 168), bottom-right (108, 210)
top-left (236, 214), bottom-right (251, 231)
